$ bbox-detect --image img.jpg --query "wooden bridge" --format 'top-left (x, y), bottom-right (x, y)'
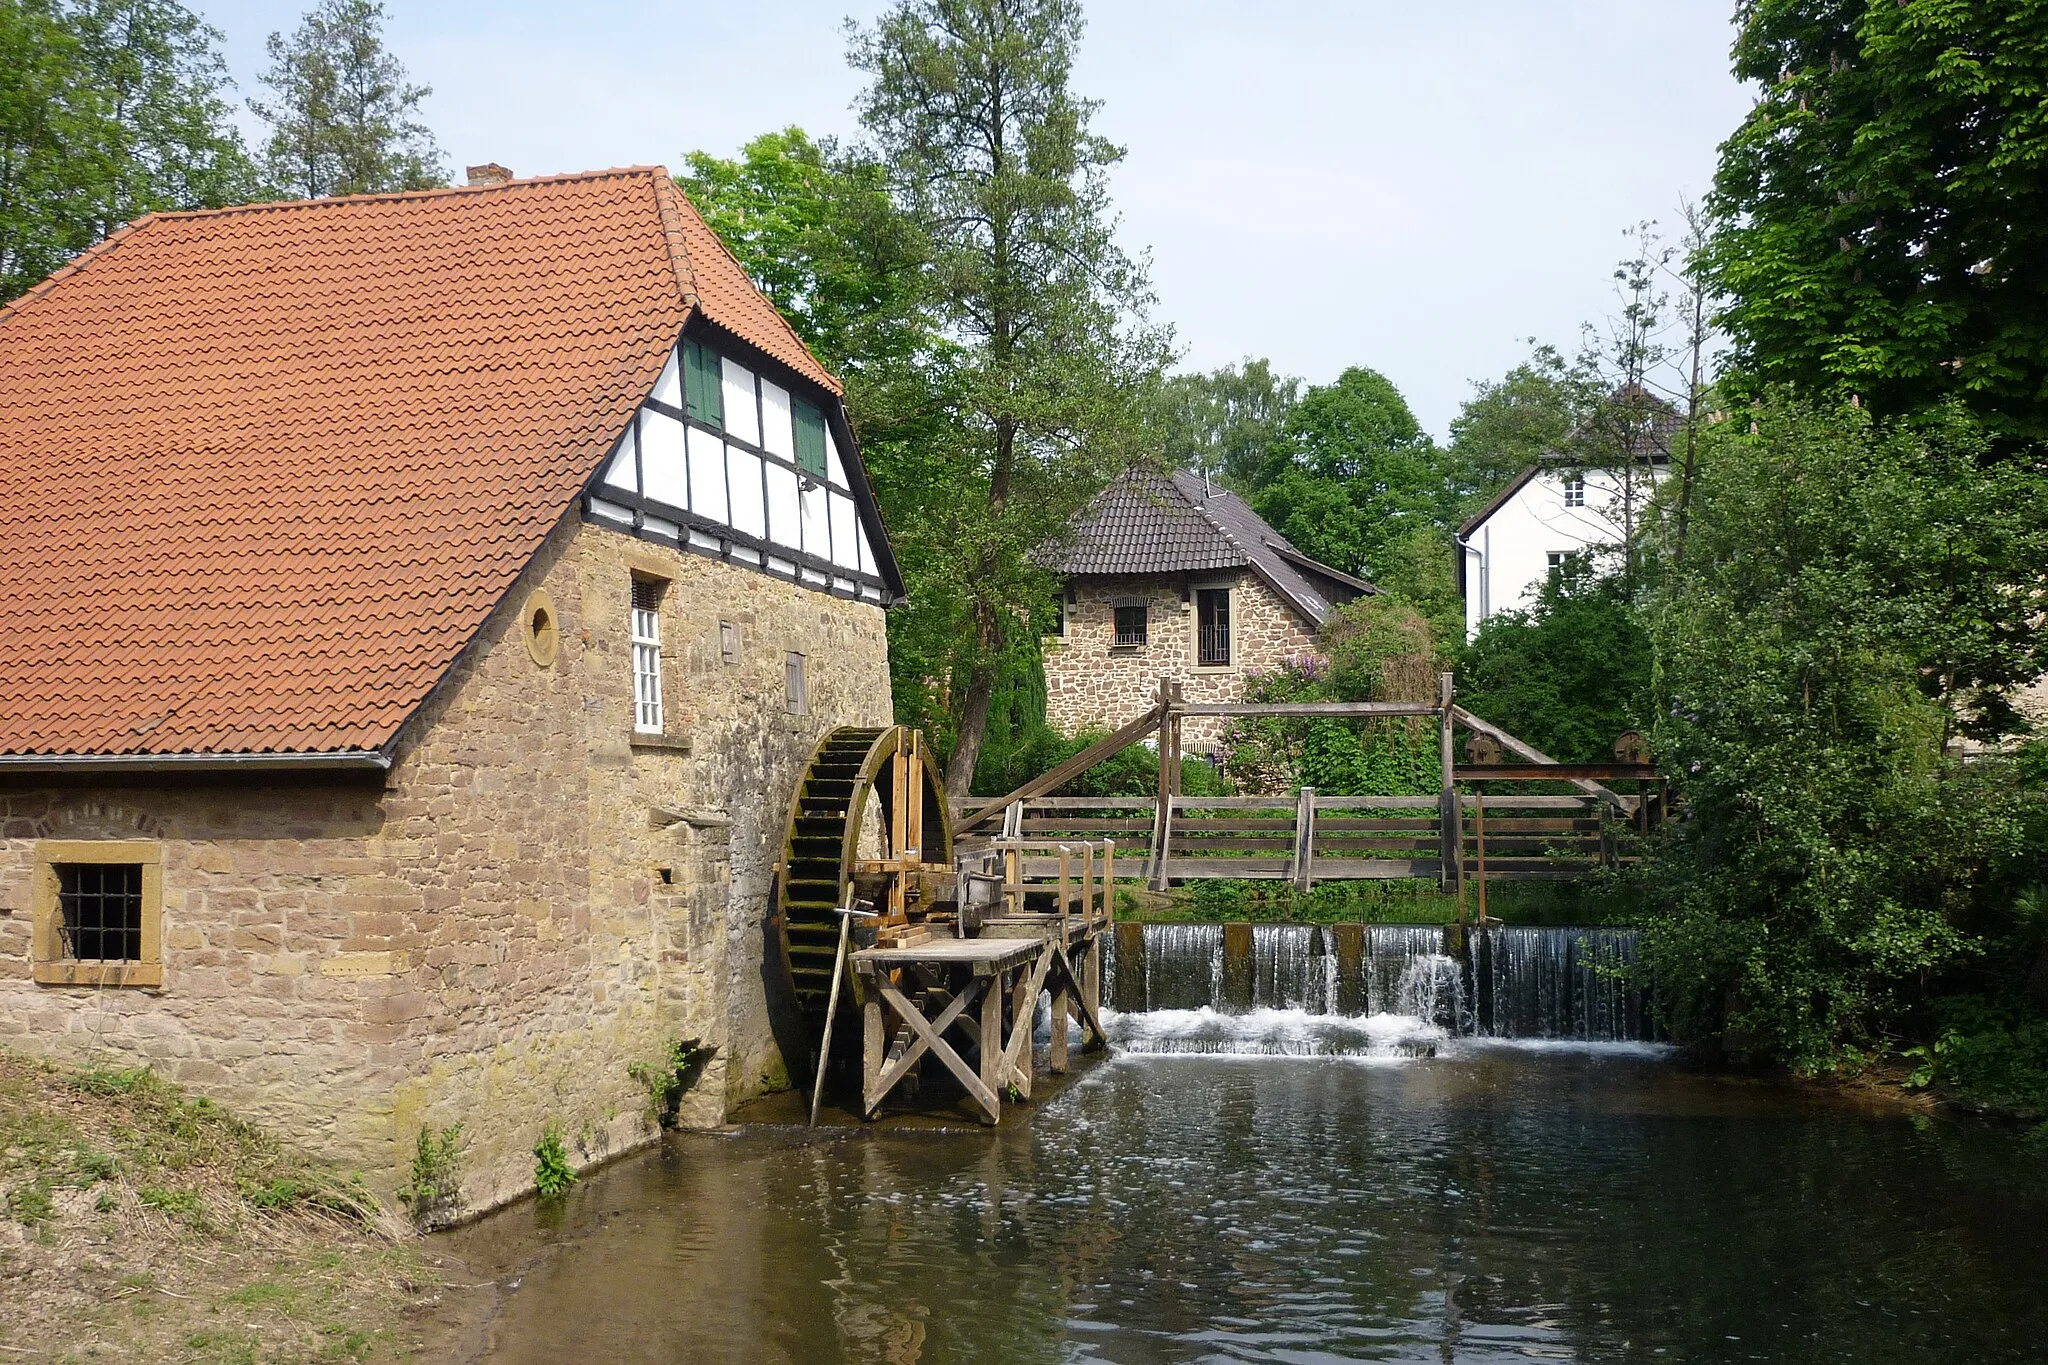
top-left (954, 674), bottom-right (1667, 901)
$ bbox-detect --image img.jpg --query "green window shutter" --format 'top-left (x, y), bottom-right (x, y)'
top-left (684, 338), bottom-right (723, 428)
top-left (793, 400), bottom-right (827, 478)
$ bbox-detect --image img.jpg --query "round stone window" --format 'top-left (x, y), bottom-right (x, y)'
top-left (523, 589), bottom-right (560, 667)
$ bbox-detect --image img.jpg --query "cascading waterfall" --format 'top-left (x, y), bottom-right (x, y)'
top-left (1105, 922), bottom-right (1660, 1051)
top-left (1473, 925), bottom-right (1659, 1042)
top-left (1133, 923), bottom-right (1222, 1012)
top-left (1249, 924), bottom-right (1336, 1013)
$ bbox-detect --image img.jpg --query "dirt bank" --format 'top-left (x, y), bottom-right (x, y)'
top-left (0, 1049), bottom-right (481, 1362)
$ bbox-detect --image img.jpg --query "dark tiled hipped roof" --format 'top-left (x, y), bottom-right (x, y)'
top-left (0, 167), bottom-right (841, 759)
top-left (1042, 467), bottom-right (1372, 625)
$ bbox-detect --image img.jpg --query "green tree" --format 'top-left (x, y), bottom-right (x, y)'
top-left (1, 0), bottom-right (257, 301)
top-left (849, 0), bottom-right (1170, 793)
top-left (1643, 397), bottom-right (2048, 1064)
top-left (1250, 366), bottom-right (1445, 580)
top-left (1457, 563), bottom-right (1651, 764)
top-left (1445, 344), bottom-right (1585, 515)
top-left (1705, 0), bottom-right (2048, 436)
top-left (250, 0), bottom-right (444, 199)
top-left (1150, 357), bottom-right (1300, 488)
top-left (681, 128), bottom-right (928, 389)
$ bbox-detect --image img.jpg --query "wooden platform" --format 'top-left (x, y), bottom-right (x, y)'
top-left (851, 914), bottom-right (1107, 1126)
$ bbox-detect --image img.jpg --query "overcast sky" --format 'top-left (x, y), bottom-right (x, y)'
top-left (196, 1), bottom-right (1754, 438)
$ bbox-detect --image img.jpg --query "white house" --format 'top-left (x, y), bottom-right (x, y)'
top-left (1456, 461), bottom-right (1666, 640)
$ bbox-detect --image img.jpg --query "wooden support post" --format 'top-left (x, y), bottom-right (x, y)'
top-left (1149, 677), bottom-right (1182, 892)
top-left (1438, 672), bottom-right (1464, 902)
top-left (860, 968), bottom-right (885, 1120)
top-left (1101, 838), bottom-right (1115, 923)
top-left (1080, 841), bottom-right (1095, 934)
top-left (1293, 785), bottom-right (1316, 891)
top-left (1050, 938), bottom-right (1071, 1073)
top-left (979, 965), bottom-right (1005, 1124)
top-left (1082, 933), bottom-right (1102, 1043)
top-left (1475, 795), bottom-right (1489, 924)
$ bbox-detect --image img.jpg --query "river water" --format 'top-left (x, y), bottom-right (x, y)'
top-left (440, 1034), bottom-right (2048, 1362)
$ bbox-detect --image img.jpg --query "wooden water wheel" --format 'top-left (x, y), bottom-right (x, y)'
top-left (770, 725), bottom-right (955, 1054)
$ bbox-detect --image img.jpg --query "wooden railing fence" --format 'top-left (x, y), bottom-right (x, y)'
top-left (952, 672), bottom-right (1670, 908)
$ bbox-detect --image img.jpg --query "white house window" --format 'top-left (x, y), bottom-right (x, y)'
top-left (1562, 473), bottom-right (1586, 508)
top-left (631, 578), bottom-right (665, 733)
top-left (1546, 551), bottom-right (1568, 583)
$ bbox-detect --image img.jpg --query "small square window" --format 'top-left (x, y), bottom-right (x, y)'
top-left (719, 620), bottom-right (739, 666)
top-left (58, 863), bottom-right (144, 960)
top-left (786, 652), bottom-right (808, 715)
top-left (33, 841), bottom-right (162, 987)
top-left (1114, 603), bottom-right (1147, 648)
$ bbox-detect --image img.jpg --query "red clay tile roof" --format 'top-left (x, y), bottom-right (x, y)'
top-left (0, 167), bottom-right (839, 759)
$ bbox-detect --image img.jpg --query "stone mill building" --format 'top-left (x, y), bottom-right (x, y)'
top-left (0, 166), bottom-right (902, 1212)
top-left (1040, 467), bottom-right (1373, 753)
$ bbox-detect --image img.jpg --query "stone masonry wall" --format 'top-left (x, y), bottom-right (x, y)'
top-left (0, 513), bottom-right (891, 1215)
top-left (1042, 572), bottom-right (1321, 753)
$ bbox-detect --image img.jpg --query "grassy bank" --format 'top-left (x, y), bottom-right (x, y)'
top-left (0, 1049), bottom-right (452, 1362)
top-left (1117, 876), bottom-right (1640, 926)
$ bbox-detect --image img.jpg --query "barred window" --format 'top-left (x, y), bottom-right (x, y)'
top-left (631, 577), bottom-right (665, 734)
top-left (1114, 603), bottom-right (1147, 648)
top-left (56, 863), bottom-right (143, 961)
top-left (1197, 588), bottom-right (1231, 666)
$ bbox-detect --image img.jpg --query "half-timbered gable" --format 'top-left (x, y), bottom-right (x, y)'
top-left (587, 327), bottom-right (891, 603)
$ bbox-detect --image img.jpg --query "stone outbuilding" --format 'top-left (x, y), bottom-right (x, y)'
top-left (0, 167), bottom-right (902, 1213)
top-left (1040, 467), bottom-right (1373, 753)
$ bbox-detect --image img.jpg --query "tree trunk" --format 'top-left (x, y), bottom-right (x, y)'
top-left (947, 646), bottom-right (997, 796)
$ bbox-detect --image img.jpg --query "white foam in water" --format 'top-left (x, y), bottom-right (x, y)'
top-left (1106, 1006), bottom-right (1445, 1060)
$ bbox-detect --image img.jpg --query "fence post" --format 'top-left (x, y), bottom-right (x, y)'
top-left (1149, 676), bottom-right (1181, 893)
top-left (1293, 785), bottom-right (1316, 892)
top-left (1438, 672), bottom-right (1464, 900)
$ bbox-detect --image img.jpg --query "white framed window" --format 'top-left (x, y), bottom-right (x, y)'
top-left (1562, 473), bottom-right (1586, 508)
top-left (631, 577), bottom-right (665, 734)
top-left (1546, 550), bottom-right (1568, 583)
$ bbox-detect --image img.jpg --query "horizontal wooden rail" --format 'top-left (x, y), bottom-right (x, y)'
top-left (1171, 701), bottom-right (1441, 718)
top-left (956, 704), bottom-right (1163, 832)
top-left (1457, 763), bottom-right (1660, 781)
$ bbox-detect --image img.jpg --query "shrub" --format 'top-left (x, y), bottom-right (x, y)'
top-left (531, 1123), bottom-right (575, 1199)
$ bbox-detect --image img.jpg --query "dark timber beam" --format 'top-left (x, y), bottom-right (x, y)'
top-left (956, 703), bottom-right (1164, 833)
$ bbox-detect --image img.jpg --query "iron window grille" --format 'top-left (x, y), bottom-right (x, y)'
top-left (1197, 588), bottom-right (1231, 666)
top-left (56, 863), bottom-right (144, 961)
top-left (1114, 604), bottom-right (1147, 648)
top-left (632, 578), bottom-right (665, 733)
top-left (1563, 473), bottom-right (1586, 508)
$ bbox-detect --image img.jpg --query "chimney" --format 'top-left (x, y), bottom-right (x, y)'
top-left (465, 163), bottom-right (513, 187)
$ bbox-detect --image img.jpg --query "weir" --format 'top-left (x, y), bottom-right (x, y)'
top-left (1107, 921), bottom-right (1661, 1044)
